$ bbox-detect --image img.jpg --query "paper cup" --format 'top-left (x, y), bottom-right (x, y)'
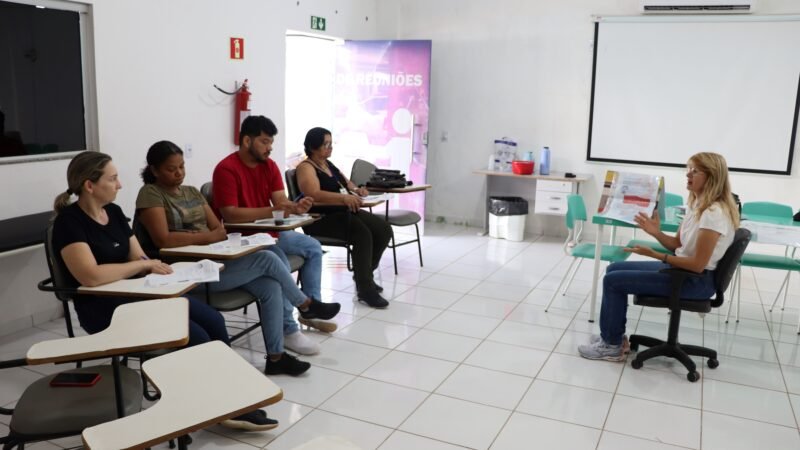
top-left (228, 232), bottom-right (242, 247)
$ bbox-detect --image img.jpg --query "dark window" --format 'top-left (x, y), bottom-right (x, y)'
top-left (0, 0), bottom-right (86, 159)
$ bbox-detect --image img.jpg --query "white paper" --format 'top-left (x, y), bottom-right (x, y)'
top-left (209, 233), bottom-right (275, 250)
top-left (740, 221), bottom-right (800, 248)
top-left (361, 194), bottom-right (391, 202)
top-left (144, 259), bottom-right (221, 287)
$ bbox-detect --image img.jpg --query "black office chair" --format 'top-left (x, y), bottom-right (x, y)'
top-left (629, 228), bottom-right (751, 382)
top-left (351, 158), bottom-right (423, 274)
top-left (284, 169), bottom-right (353, 271)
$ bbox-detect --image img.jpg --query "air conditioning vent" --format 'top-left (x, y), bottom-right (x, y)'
top-left (640, 1), bottom-right (755, 14)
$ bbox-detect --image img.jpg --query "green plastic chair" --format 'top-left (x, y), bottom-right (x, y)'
top-left (545, 194), bottom-right (631, 311)
top-left (728, 201), bottom-right (797, 323)
top-left (626, 192), bottom-right (683, 253)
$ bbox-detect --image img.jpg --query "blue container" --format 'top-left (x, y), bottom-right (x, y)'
top-left (539, 147), bottom-right (551, 175)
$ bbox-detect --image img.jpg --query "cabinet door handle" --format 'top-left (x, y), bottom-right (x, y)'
top-left (550, 196), bottom-right (561, 200)
top-left (548, 207), bottom-right (560, 211)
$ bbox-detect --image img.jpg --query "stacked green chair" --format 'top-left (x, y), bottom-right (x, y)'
top-left (728, 201), bottom-right (797, 323)
top-left (545, 194), bottom-right (631, 312)
top-left (626, 192), bottom-right (683, 253)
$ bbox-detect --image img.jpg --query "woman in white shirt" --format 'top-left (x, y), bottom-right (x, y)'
top-left (579, 152), bottom-right (739, 361)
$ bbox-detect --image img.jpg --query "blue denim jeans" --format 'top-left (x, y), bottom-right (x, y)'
top-left (272, 230), bottom-right (323, 301)
top-left (201, 250), bottom-right (308, 354)
top-left (600, 261), bottom-right (715, 346)
top-left (187, 296), bottom-right (231, 347)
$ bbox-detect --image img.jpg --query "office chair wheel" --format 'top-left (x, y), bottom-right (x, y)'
top-left (686, 371), bottom-right (700, 382)
top-left (707, 358), bottom-right (719, 369)
top-left (631, 358), bottom-right (643, 369)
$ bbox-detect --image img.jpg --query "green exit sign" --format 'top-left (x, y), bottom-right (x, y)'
top-left (311, 15), bottom-right (326, 31)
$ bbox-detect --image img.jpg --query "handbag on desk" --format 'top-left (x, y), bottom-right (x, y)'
top-left (365, 169), bottom-right (412, 189)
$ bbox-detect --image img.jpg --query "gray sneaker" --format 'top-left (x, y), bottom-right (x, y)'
top-left (578, 339), bottom-right (625, 362)
top-left (590, 334), bottom-right (631, 354)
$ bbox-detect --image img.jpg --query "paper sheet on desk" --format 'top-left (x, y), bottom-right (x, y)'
top-left (741, 221), bottom-right (800, 247)
top-left (361, 194), bottom-right (391, 202)
top-left (209, 233), bottom-right (276, 250)
top-left (254, 216), bottom-right (309, 226)
top-left (145, 259), bottom-right (220, 287)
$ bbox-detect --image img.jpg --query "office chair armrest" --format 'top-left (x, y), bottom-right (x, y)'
top-left (37, 277), bottom-right (77, 296)
top-left (658, 268), bottom-right (704, 310)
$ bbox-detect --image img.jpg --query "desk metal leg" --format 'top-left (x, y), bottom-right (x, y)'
top-left (480, 175), bottom-right (491, 235)
top-left (589, 224), bottom-right (604, 323)
top-left (112, 355), bottom-right (125, 418)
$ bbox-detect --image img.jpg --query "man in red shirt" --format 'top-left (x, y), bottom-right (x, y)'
top-left (213, 115), bottom-right (333, 355)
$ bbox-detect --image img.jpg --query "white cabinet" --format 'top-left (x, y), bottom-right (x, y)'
top-left (534, 180), bottom-right (577, 216)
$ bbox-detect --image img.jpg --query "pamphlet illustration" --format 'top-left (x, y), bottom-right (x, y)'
top-left (597, 171), bottom-right (665, 225)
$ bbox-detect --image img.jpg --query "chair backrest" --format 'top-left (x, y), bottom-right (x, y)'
top-left (665, 192), bottom-right (683, 207)
top-left (741, 201), bottom-right (793, 218)
top-left (200, 182), bottom-right (213, 205)
top-left (350, 159), bottom-right (377, 186)
top-left (565, 194), bottom-right (587, 230)
top-left (132, 212), bottom-right (160, 259)
top-left (710, 228), bottom-right (752, 307)
top-left (285, 169), bottom-right (300, 200)
top-left (44, 222), bottom-right (73, 303)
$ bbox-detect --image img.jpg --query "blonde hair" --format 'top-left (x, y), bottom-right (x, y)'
top-left (53, 151), bottom-right (113, 214)
top-left (686, 152), bottom-right (739, 228)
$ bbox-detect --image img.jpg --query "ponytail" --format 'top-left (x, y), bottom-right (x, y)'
top-left (53, 190), bottom-right (72, 214)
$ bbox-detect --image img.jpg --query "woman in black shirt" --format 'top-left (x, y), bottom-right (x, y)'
top-left (296, 127), bottom-right (393, 308)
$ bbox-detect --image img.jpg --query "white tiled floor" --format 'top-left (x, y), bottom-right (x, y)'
top-left (3, 223), bottom-right (800, 449)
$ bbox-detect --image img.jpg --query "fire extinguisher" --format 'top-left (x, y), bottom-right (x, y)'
top-left (213, 79), bottom-right (251, 145)
top-left (234, 80), bottom-right (251, 145)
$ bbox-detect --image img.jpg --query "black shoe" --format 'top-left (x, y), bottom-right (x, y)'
top-left (352, 276), bottom-right (384, 293)
top-left (264, 352), bottom-right (311, 376)
top-left (221, 409), bottom-right (279, 431)
top-left (357, 288), bottom-right (389, 309)
top-left (299, 299), bottom-right (341, 321)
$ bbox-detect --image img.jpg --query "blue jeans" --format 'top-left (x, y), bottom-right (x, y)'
top-left (600, 261), bottom-right (715, 346)
top-left (272, 230), bottom-right (323, 301)
top-left (187, 297), bottom-right (231, 347)
top-left (202, 250), bottom-right (308, 354)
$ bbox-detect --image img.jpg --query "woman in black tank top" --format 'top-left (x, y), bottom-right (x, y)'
top-left (296, 127), bottom-right (393, 308)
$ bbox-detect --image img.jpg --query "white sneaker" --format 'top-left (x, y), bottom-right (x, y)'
top-left (284, 331), bottom-right (320, 355)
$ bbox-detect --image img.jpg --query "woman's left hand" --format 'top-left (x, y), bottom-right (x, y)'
top-left (624, 245), bottom-right (658, 259)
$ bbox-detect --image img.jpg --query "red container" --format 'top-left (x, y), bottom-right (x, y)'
top-left (512, 160), bottom-right (534, 175)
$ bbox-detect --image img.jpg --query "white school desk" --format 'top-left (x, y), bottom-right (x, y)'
top-left (365, 184), bottom-right (431, 220)
top-left (473, 171), bottom-right (590, 234)
top-left (82, 340), bottom-right (283, 450)
top-left (27, 297), bottom-right (189, 365)
top-left (77, 261), bottom-right (202, 298)
top-left (159, 243), bottom-right (268, 260)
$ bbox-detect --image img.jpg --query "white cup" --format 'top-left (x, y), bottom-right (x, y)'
top-left (273, 210), bottom-right (285, 225)
top-left (228, 232), bottom-right (242, 247)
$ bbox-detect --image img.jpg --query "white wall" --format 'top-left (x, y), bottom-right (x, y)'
top-left (376, 0), bottom-right (800, 236)
top-left (0, 0), bottom-right (378, 335)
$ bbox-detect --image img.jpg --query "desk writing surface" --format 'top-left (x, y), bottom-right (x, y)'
top-left (592, 215), bottom-right (680, 233)
top-left (741, 214), bottom-right (800, 227)
top-left (27, 298), bottom-right (189, 365)
top-left (159, 243), bottom-right (267, 259)
top-left (225, 216), bottom-right (316, 231)
top-left (366, 184), bottom-right (431, 193)
top-left (81, 341), bottom-right (283, 450)
top-left (77, 261), bottom-right (204, 298)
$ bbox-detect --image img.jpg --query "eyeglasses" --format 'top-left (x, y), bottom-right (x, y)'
top-left (686, 166), bottom-right (705, 176)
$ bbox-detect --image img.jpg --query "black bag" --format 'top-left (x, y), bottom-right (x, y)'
top-left (366, 169), bottom-right (412, 189)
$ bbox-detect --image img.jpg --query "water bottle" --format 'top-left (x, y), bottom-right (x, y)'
top-left (539, 146), bottom-right (551, 175)
top-left (488, 154), bottom-right (496, 171)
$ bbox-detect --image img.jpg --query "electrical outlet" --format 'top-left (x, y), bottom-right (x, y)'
top-left (185, 143), bottom-right (193, 158)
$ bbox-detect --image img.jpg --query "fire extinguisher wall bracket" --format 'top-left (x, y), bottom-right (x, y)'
top-left (234, 79), bottom-right (251, 145)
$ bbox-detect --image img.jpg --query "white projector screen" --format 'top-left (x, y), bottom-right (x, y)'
top-left (588, 17), bottom-right (800, 175)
